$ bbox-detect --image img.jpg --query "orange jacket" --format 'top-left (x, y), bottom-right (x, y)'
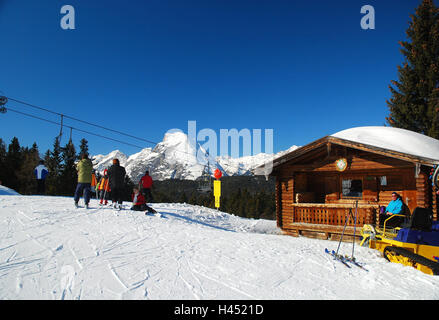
top-left (91, 173), bottom-right (97, 187)
top-left (97, 176), bottom-right (110, 192)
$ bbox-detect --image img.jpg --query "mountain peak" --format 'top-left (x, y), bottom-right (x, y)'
top-left (93, 134), bottom-right (298, 182)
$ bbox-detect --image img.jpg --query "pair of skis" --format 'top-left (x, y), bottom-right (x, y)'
top-left (325, 248), bottom-right (368, 271)
top-left (325, 201), bottom-right (368, 271)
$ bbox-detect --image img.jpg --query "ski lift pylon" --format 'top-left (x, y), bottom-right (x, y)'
top-left (0, 96), bottom-right (8, 114)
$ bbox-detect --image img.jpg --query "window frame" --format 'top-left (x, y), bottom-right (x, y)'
top-left (340, 176), bottom-right (364, 199)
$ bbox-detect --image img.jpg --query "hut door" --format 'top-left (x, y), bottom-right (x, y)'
top-left (324, 175), bottom-right (339, 202)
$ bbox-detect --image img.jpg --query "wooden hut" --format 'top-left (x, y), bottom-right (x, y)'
top-left (262, 127), bottom-right (439, 241)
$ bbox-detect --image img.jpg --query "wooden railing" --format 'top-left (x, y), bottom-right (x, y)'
top-left (289, 203), bottom-right (377, 227)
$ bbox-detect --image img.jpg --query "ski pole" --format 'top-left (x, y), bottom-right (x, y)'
top-left (336, 207), bottom-right (351, 256)
top-left (352, 200), bottom-right (358, 259)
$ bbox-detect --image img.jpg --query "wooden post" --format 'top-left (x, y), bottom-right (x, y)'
top-left (416, 171), bottom-right (428, 208)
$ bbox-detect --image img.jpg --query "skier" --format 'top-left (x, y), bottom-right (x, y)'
top-left (130, 186), bottom-right (157, 214)
top-left (97, 169), bottom-right (110, 205)
top-left (139, 170), bottom-right (154, 203)
top-left (34, 160), bottom-right (49, 195)
top-left (107, 158), bottom-right (126, 210)
top-left (74, 153), bottom-right (93, 208)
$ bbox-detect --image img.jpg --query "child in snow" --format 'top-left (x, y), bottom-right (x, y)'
top-left (97, 169), bottom-right (111, 205)
top-left (131, 187), bottom-right (157, 214)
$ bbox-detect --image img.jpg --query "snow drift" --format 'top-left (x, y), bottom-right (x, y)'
top-left (0, 185), bottom-right (20, 196)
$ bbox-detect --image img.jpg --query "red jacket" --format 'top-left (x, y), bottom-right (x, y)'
top-left (132, 192), bottom-right (146, 206)
top-left (140, 174), bottom-right (153, 188)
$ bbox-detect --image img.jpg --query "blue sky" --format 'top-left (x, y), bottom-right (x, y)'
top-left (0, 0), bottom-right (422, 157)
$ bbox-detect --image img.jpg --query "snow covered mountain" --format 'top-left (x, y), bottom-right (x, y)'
top-left (92, 131), bottom-right (299, 182)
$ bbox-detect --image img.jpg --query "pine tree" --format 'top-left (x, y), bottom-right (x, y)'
top-left (59, 140), bottom-right (77, 196)
top-left (178, 192), bottom-right (188, 203)
top-left (45, 138), bottom-right (63, 195)
top-left (16, 143), bottom-right (40, 194)
top-left (79, 138), bottom-right (89, 158)
top-left (4, 137), bottom-right (22, 190)
top-left (0, 138), bottom-right (6, 185)
top-left (387, 0), bottom-right (439, 139)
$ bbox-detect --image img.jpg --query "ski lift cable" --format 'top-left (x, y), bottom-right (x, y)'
top-left (8, 106), bottom-right (266, 176)
top-left (4, 97), bottom-right (269, 175)
top-left (7, 96), bottom-right (257, 173)
top-left (5, 106), bottom-right (145, 149)
top-left (6, 99), bottom-right (204, 164)
top-left (6, 96), bottom-right (158, 146)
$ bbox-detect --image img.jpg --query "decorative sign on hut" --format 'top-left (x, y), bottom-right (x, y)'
top-left (335, 158), bottom-right (348, 172)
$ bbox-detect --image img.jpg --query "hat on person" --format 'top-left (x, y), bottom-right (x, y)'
top-left (113, 158), bottom-right (119, 165)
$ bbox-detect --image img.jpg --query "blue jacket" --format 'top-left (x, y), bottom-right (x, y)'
top-left (34, 164), bottom-right (49, 180)
top-left (386, 198), bottom-right (403, 215)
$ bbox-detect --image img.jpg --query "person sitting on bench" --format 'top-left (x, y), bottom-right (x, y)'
top-left (379, 192), bottom-right (405, 228)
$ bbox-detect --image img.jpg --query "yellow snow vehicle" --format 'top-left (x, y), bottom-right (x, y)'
top-left (360, 207), bottom-right (439, 276)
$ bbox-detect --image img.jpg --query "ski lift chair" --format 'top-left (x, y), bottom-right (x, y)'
top-left (197, 173), bottom-right (212, 193)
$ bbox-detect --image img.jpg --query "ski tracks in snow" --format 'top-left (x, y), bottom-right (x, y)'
top-left (3, 196), bottom-right (439, 300)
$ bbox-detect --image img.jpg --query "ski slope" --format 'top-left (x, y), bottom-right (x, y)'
top-left (0, 194), bottom-right (438, 300)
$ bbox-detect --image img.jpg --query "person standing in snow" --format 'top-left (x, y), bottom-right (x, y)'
top-left (34, 160), bottom-right (49, 194)
top-left (379, 192), bottom-right (405, 228)
top-left (74, 153), bottom-right (93, 208)
top-left (139, 170), bottom-right (154, 203)
top-left (91, 169), bottom-right (98, 199)
top-left (107, 158), bottom-right (126, 210)
top-left (97, 169), bottom-right (111, 205)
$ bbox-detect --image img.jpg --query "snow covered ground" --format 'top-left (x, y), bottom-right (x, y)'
top-left (0, 193), bottom-right (438, 300)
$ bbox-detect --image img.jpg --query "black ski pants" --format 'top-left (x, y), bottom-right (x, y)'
top-left (111, 187), bottom-right (124, 205)
top-left (36, 179), bottom-right (46, 194)
top-left (142, 188), bottom-right (153, 203)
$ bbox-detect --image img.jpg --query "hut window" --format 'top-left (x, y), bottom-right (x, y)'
top-left (341, 179), bottom-right (363, 198)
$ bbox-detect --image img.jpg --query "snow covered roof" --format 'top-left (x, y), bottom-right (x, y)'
top-left (330, 126), bottom-right (439, 163)
top-left (270, 126), bottom-right (439, 170)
